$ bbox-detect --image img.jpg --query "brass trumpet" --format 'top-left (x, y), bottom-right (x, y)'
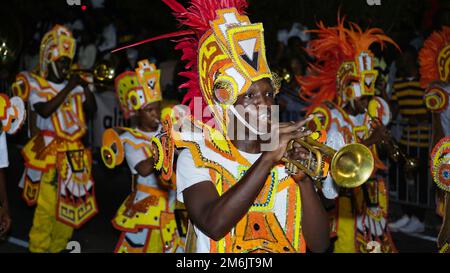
top-left (68, 61), bottom-right (116, 85)
top-left (381, 133), bottom-right (419, 174)
top-left (282, 137), bottom-right (375, 188)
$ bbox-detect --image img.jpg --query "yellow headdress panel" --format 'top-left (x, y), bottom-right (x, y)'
top-left (39, 25), bottom-right (75, 77)
top-left (115, 60), bottom-right (162, 119)
top-left (197, 8), bottom-right (272, 132)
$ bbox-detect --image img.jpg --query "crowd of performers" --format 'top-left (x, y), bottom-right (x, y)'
top-left (0, 0), bottom-right (449, 253)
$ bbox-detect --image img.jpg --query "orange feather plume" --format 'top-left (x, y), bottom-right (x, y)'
top-left (299, 16), bottom-right (398, 109)
top-left (419, 26), bottom-right (450, 88)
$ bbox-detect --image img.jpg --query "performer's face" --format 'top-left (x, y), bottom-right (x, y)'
top-left (232, 78), bottom-right (275, 135)
top-left (138, 101), bottom-right (161, 130)
top-left (49, 57), bottom-right (71, 81)
top-left (353, 96), bottom-right (370, 114)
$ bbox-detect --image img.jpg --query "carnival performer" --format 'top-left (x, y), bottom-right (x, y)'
top-left (100, 59), bottom-right (183, 253)
top-left (0, 93), bottom-right (26, 239)
top-left (113, 0), bottom-right (332, 253)
top-left (13, 25), bottom-right (98, 253)
top-left (419, 26), bottom-right (450, 253)
top-left (299, 17), bottom-right (399, 253)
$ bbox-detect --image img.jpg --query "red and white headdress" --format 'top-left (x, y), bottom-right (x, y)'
top-left (113, 0), bottom-right (274, 133)
top-left (39, 25), bottom-right (76, 78)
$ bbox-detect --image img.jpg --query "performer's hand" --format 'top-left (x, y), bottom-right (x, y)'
top-left (68, 74), bottom-right (89, 89)
top-left (0, 206), bottom-right (11, 239)
top-left (262, 116), bottom-right (313, 165)
top-left (366, 119), bottom-right (388, 146)
top-left (285, 142), bottom-right (310, 181)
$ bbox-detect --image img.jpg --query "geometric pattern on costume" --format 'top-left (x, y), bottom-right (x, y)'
top-left (115, 59), bottom-right (162, 119)
top-left (55, 141), bottom-right (97, 228)
top-left (18, 73), bottom-right (87, 141)
top-left (39, 25), bottom-right (75, 78)
top-left (0, 93), bottom-right (26, 135)
top-left (431, 137), bottom-right (450, 252)
top-left (430, 136), bottom-right (450, 193)
top-left (17, 72), bottom-right (96, 228)
top-left (21, 135), bottom-right (98, 229)
top-left (101, 127), bottom-right (182, 253)
top-left (299, 17), bottom-right (398, 108)
top-left (173, 117), bottom-right (306, 253)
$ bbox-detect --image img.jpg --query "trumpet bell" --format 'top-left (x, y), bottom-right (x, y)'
top-left (331, 143), bottom-right (374, 188)
top-left (94, 61), bottom-right (115, 82)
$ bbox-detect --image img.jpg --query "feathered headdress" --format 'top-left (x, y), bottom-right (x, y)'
top-left (39, 25), bottom-right (76, 78)
top-left (112, 0), bottom-right (273, 132)
top-left (299, 17), bottom-right (398, 108)
top-left (115, 59), bottom-right (162, 119)
top-left (419, 26), bottom-right (450, 88)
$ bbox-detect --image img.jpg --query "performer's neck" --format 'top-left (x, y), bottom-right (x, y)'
top-left (137, 124), bottom-right (158, 133)
top-left (231, 139), bottom-right (262, 154)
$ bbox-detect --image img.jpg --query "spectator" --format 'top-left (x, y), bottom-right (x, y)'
top-left (388, 45), bottom-right (431, 234)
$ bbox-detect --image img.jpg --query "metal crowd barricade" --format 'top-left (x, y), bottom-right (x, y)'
top-left (387, 119), bottom-right (434, 209)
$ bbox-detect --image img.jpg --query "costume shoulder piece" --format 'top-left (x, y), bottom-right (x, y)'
top-left (101, 127), bottom-right (151, 169)
top-left (12, 72), bottom-right (47, 102)
top-left (0, 93), bottom-right (26, 135)
top-left (173, 116), bottom-right (251, 184)
top-left (367, 96), bottom-right (391, 126)
top-left (424, 83), bottom-right (449, 113)
top-left (101, 115), bottom-right (175, 182)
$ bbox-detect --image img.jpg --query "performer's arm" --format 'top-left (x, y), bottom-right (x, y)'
top-left (82, 85), bottom-right (97, 117)
top-left (33, 75), bottom-right (83, 118)
top-left (288, 145), bottom-right (330, 252)
top-left (134, 157), bottom-right (155, 177)
top-left (297, 177), bottom-right (330, 252)
top-left (182, 120), bottom-right (311, 242)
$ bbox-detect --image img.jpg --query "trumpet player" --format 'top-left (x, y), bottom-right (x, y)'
top-left (113, 0), bottom-right (331, 253)
top-left (419, 26), bottom-right (450, 253)
top-left (101, 60), bottom-right (183, 253)
top-left (299, 17), bottom-right (399, 253)
top-left (13, 25), bottom-right (98, 253)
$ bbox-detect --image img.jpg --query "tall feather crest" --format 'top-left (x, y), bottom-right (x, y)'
top-left (299, 16), bottom-right (398, 109)
top-left (419, 26), bottom-right (450, 88)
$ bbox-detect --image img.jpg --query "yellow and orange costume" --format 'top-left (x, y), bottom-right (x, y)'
top-left (419, 26), bottom-right (450, 253)
top-left (14, 25), bottom-right (97, 253)
top-left (299, 18), bottom-right (398, 253)
top-left (100, 60), bottom-right (183, 253)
